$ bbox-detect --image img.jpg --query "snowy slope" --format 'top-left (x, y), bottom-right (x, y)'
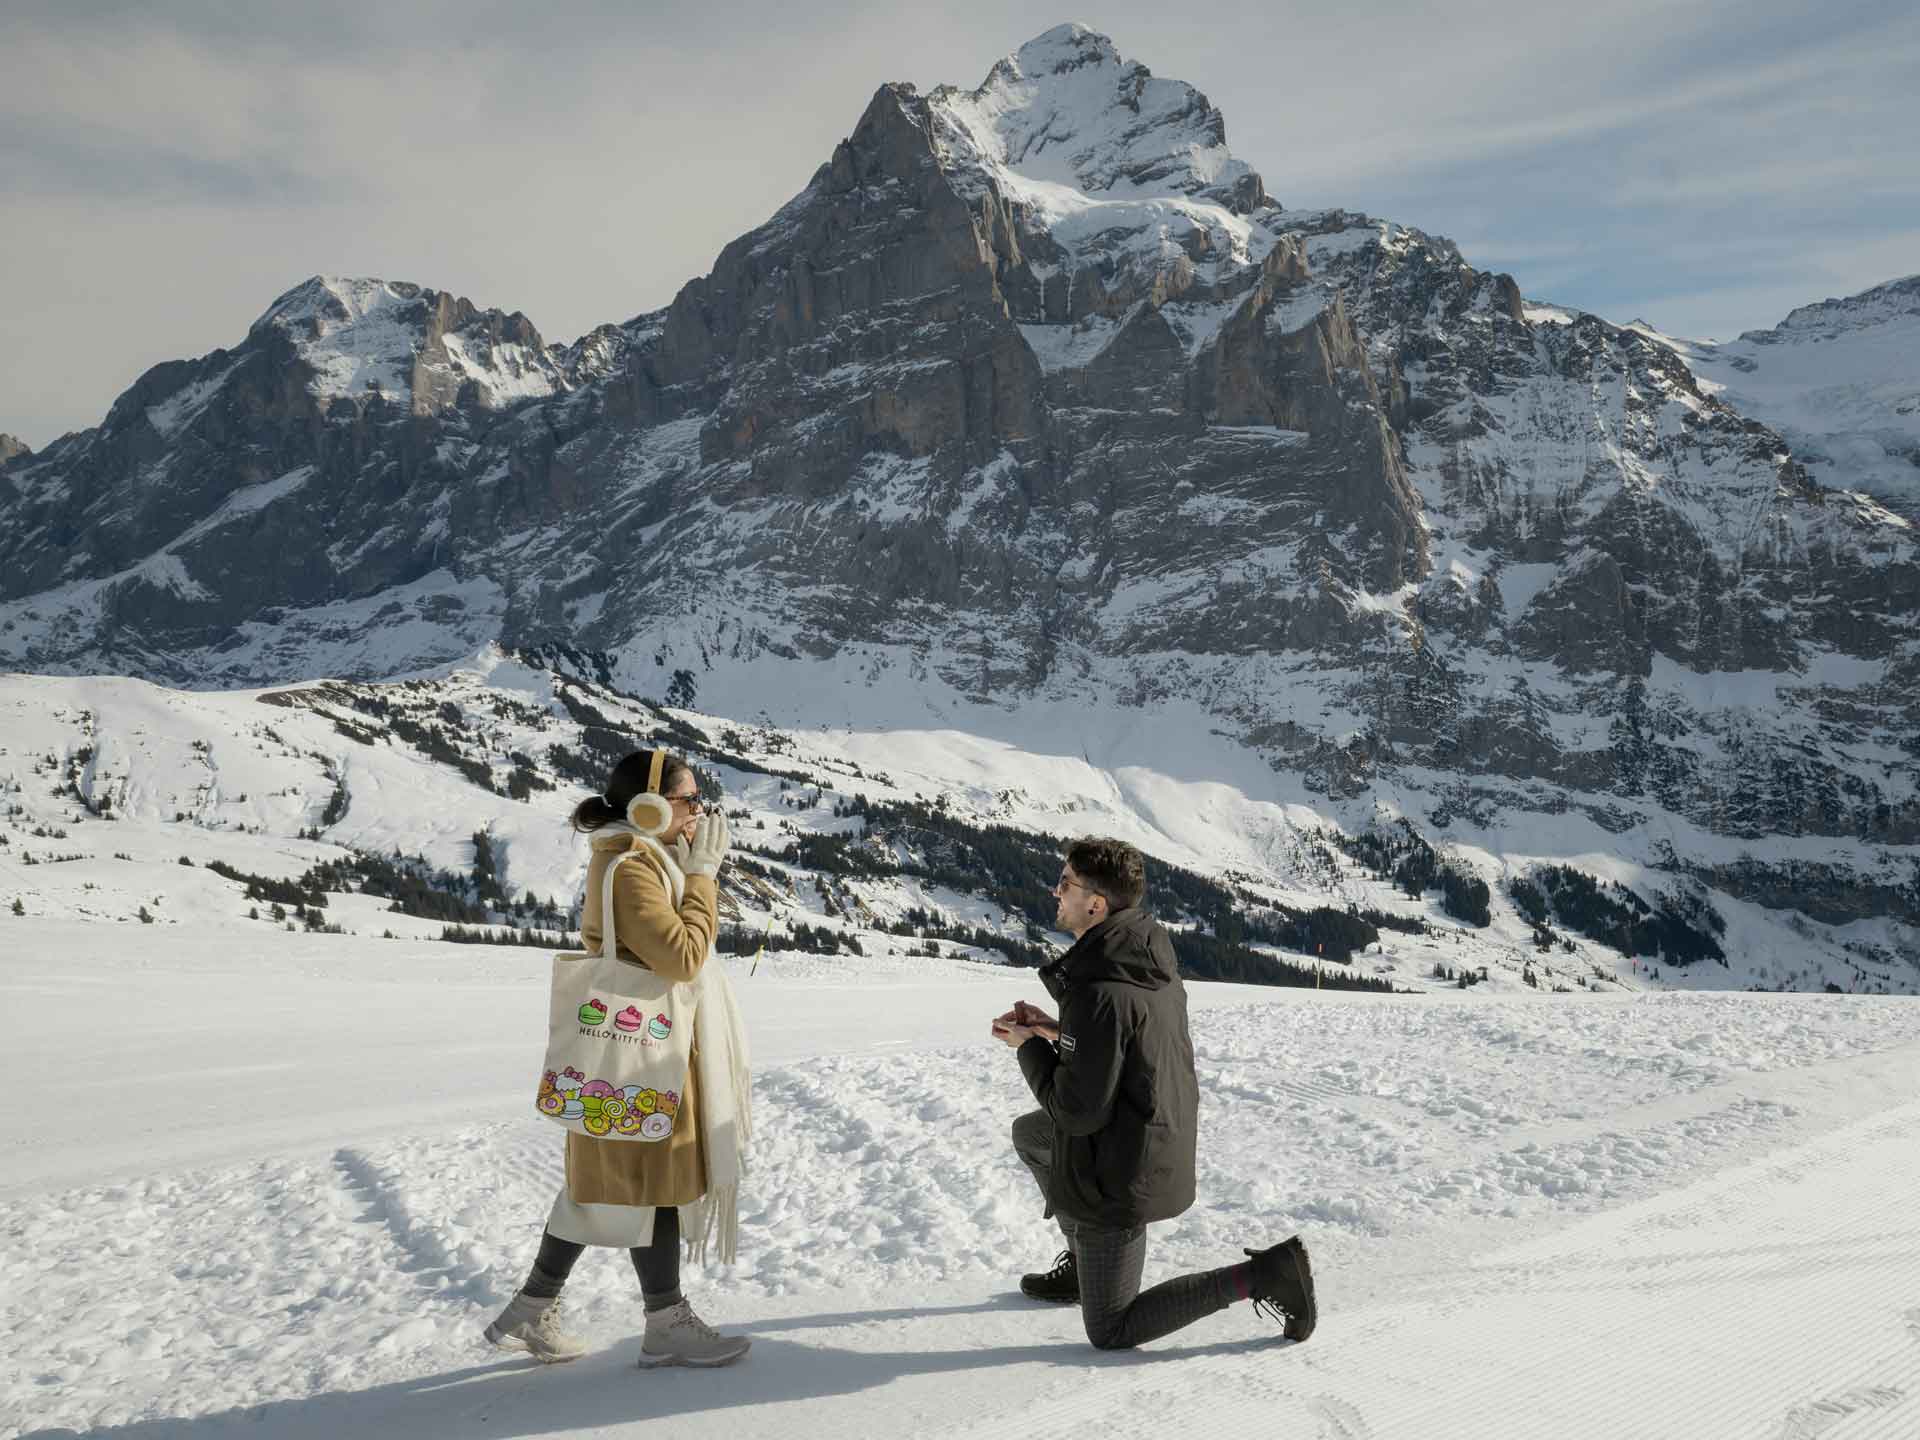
top-left (1629, 275), bottom-right (1920, 520)
top-left (5, 926), bottom-right (1920, 1438)
top-left (2, 652), bottom-right (1913, 1000)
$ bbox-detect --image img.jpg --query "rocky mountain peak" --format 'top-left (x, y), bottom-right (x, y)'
top-left (929, 24), bottom-right (1267, 218)
top-left (250, 274), bottom-right (565, 415)
top-left (1739, 272), bottom-right (1920, 346)
top-left (0, 433), bottom-right (29, 466)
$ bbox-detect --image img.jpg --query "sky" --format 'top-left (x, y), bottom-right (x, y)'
top-left (1, 0), bottom-right (1915, 449)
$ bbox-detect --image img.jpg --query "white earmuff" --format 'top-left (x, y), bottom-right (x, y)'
top-left (626, 792), bottom-right (674, 836)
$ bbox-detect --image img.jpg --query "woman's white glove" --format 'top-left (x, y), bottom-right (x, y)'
top-left (669, 833), bottom-right (694, 870)
top-left (683, 811), bottom-right (730, 877)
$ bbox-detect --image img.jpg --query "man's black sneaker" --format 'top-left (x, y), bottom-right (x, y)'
top-left (1247, 1235), bottom-right (1316, 1341)
top-left (1020, 1249), bottom-right (1079, 1302)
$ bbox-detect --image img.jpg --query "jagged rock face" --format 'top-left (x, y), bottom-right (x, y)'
top-left (0, 26), bottom-right (1915, 925)
top-left (1293, 214), bottom-right (1919, 866)
top-left (0, 278), bottom-right (593, 672)
top-left (0, 434), bottom-right (29, 466)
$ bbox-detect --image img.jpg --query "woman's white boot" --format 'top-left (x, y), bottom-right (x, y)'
top-left (638, 1298), bottom-right (751, 1367)
top-left (484, 1292), bottom-right (590, 1363)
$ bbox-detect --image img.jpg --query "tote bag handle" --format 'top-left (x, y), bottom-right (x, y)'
top-left (600, 848), bottom-right (630, 965)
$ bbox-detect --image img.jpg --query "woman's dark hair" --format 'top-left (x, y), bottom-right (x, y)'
top-left (1065, 836), bottom-right (1147, 912)
top-left (569, 750), bottom-right (694, 832)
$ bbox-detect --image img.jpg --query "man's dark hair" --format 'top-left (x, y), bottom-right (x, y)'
top-left (1065, 836), bottom-right (1146, 912)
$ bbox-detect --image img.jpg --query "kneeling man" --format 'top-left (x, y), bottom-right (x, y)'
top-left (994, 836), bottom-right (1315, 1349)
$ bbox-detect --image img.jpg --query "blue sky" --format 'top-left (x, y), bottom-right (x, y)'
top-left (1, 0), bottom-right (1914, 447)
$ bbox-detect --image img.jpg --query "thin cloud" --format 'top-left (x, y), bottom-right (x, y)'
top-left (1272, 20), bottom-right (1919, 193)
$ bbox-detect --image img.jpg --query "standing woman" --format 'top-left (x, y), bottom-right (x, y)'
top-left (485, 748), bottom-right (753, 1367)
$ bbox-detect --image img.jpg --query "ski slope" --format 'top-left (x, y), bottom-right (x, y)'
top-left (6, 927), bottom-right (1920, 1439)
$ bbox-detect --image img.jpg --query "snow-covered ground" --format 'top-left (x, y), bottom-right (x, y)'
top-left (6, 925), bottom-right (1920, 1439)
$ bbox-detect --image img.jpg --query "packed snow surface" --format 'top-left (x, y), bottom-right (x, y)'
top-left (4, 927), bottom-right (1920, 1438)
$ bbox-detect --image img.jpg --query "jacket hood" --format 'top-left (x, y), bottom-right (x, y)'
top-left (1060, 907), bottom-right (1178, 991)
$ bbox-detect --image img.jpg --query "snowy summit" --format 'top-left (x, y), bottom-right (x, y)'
top-left (252, 275), bottom-right (569, 414)
top-left (931, 23), bottom-right (1268, 222)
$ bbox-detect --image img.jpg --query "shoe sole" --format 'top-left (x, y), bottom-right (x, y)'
top-left (636, 1343), bottom-right (751, 1368)
top-left (1278, 1237), bottom-right (1316, 1342)
top-left (1019, 1288), bottom-right (1080, 1304)
top-left (483, 1327), bottom-right (588, 1365)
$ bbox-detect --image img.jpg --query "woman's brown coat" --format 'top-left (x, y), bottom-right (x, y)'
top-left (564, 830), bottom-right (718, 1207)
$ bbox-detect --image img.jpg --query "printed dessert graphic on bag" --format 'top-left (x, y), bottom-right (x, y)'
top-left (577, 1079), bottom-right (623, 1136)
top-left (613, 1005), bottom-right (645, 1033)
top-left (578, 998), bottom-right (608, 1027)
top-left (647, 1013), bottom-right (672, 1039)
top-left (532, 1069), bottom-right (682, 1141)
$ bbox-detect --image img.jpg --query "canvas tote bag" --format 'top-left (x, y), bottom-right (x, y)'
top-left (536, 849), bottom-right (696, 1141)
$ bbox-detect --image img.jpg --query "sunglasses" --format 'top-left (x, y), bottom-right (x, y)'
top-left (667, 791), bottom-right (709, 812)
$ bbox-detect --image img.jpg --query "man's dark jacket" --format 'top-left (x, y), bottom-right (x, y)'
top-left (1018, 906), bottom-right (1199, 1228)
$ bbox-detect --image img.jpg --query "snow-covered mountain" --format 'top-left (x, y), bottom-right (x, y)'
top-left (1, 23), bottom-right (1915, 940)
top-left (1630, 274), bottom-right (1920, 522)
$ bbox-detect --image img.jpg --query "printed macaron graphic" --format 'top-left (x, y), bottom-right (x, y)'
top-left (578, 998), bottom-right (608, 1026)
top-left (614, 1005), bottom-right (644, 1032)
top-left (647, 1013), bottom-right (672, 1040)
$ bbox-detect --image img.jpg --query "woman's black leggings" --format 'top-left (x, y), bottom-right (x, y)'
top-left (522, 1208), bottom-right (681, 1309)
